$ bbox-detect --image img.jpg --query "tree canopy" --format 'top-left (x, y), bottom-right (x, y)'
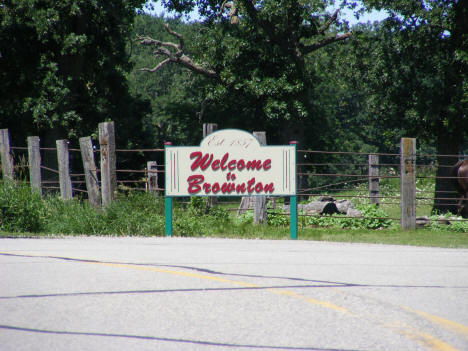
top-left (1, 0), bottom-right (467, 213)
top-left (0, 0), bottom-right (149, 147)
top-left (355, 0), bottom-right (468, 212)
top-left (136, 0), bottom-right (358, 147)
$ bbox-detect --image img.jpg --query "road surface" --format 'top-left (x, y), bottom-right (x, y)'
top-left (1, 237), bottom-right (468, 350)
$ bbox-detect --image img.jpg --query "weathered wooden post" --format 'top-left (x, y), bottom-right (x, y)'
top-left (203, 123), bottom-right (218, 139)
top-left (253, 131), bottom-right (267, 224)
top-left (99, 121), bottom-right (116, 206)
top-left (27, 136), bottom-right (42, 195)
top-left (203, 123), bottom-right (218, 209)
top-left (79, 136), bottom-right (101, 207)
top-left (368, 154), bottom-right (379, 205)
top-left (146, 161), bottom-right (159, 194)
top-left (56, 139), bottom-right (73, 199)
top-left (0, 129), bottom-right (14, 180)
top-left (237, 131), bottom-right (268, 220)
top-left (400, 138), bottom-right (416, 230)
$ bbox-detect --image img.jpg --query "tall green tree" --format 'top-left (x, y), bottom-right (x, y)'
top-left (136, 0), bottom-right (355, 147)
top-left (0, 0), bottom-right (149, 149)
top-left (129, 15), bottom-right (208, 146)
top-left (350, 0), bottom-right (468, 213)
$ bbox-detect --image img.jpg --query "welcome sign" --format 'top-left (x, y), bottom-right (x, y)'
top-left (165, 129), bottom-right (296, 197)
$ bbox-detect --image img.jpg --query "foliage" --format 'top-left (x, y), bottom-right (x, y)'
top-left (267, 210), bottom-right (290, 227)
top-left (0, 181), bottom-right (44, 232)
top-left (347, 0), bottom-right (468, 212)
top-left (43, 197), bottom-right (105, 235)
top-left (174, 197), bottom-right (230, 236)
top-left (135, 1), bottom-right (359, 148)
top-left (429, 213), bottom-right (468, 233)
top-left (302, 204), bottom-right (393, 230)
top-left (129, 15), bottom-right (207, 147)
top-left (0, 0), bottom-right (150, 149)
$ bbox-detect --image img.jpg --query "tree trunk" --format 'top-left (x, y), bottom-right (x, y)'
top-left (432, 134), bottom-right (461, 214)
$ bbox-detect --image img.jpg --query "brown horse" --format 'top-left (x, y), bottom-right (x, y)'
top-left (450, 160), bottom-right (468, 217)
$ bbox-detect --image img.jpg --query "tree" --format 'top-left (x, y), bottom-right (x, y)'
top-left (352, 0), bottom-right (468, 213)
top-left (136, 0), bottom-right (355, 147)
top-left (128, 15), bottom-right (209, 147)
top-left (0, 0), bottom-right (149, 150)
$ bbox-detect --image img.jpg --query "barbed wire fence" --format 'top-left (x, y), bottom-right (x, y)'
top-left (1, 125), bottom-right (467, 230)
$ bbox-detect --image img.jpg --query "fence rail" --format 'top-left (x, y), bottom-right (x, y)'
top-left (1, 124), bottom-right (467, 230)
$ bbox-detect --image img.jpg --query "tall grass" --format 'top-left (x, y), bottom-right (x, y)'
top-left (0, 182), bottom-right (165, 235)
top-left (1, 181), bottom-right (468, 246)
top-left (0, 181), bottom-right (44, 232)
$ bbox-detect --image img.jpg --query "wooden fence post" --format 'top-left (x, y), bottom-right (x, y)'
top-left (368, 154), bottom-right (379, 206)
top-left (27, 136), bottom-right (42, 195)
top-left (253, 131), bottom-right (267, 224)
top-left (99, 121), bottom-right (116, 206)
top-left (203, 123), bottom-right (218, 139)
top-left (146, 161), bottom-right (159, 194)
top-left (80, 136), bottom-right (101, 207)
top-left (203, 123), bottom-right (218, 209)
top-left (400, 138), bottom-right (416, 230)
top-left (237, 131), bottom-right (268, 220)
top-left (56, 139), bottom-right (73, 200)
top-left (0, 129), bottom-right (14, 180)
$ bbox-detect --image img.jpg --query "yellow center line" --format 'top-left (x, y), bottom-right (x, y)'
top-left (402, 306), bottom-right (468, 340)
top-left (2, 250), bottom-right (463, 351)
top-left (95, 261), bottom-right (350, 314)
top-left (0, 250), bottom-right (349, 313)
top-left (397, 327), bottom-right (459, 351)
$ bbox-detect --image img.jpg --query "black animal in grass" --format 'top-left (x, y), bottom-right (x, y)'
top-left (450, 160), bottom-right (468, 218)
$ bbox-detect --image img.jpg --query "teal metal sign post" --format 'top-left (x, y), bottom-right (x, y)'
top-left (289, 141), bottom-right (298, 240)
top-left (164, 142), bottom-right (173, 237)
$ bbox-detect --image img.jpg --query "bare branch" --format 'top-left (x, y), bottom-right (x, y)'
top-left (153, 47), bottom-right (173, 57)
top-left (318, 9), bottom-right (340, 35)
top-left (164, 24), bottom-right (184, 48)
top-left (302, 32), bottom-right (352, 54)
top-left (136, 29), bottom-right (218, 79)
top-left (139, 58), bottom-right (171, 72)
top-left (178, 55), bottom-right (218, 79)
top-left (136, 35), bottom-right (180, 51)
top-left (218, 1), bottom-right (239, 24)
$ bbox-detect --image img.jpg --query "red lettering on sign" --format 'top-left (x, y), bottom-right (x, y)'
top-left (212, 159), bottom-right (220, 170)
top-left (187, 175), bottom-right (274, 195)
top-left (220, 153), bottom-right (229, 171)
top-left (190, 152), bottom-right (272, 173)
top-left (190, 151), bottom-right (213, 171)
top-left (187, 175), bottom-right (204, 194)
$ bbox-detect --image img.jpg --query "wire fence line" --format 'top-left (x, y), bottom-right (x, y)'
top-left (2, 126), bottom-right (467, 227)
top-left (4, 141), bottom-right (466, 202)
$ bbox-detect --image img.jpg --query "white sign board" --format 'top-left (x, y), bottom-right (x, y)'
top-left (165, 129), bottom-right (296, 197)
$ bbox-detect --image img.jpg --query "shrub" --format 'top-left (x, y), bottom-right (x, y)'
top-left (267, 210), bottom-right (289, 226)
top-left (174, 201), bottom-right (231, 236)
top-left (43, 197), bottom-right (105, 235)
top-left (0, 181), bottom-right (45, 232)
top-left (429, 214), bottom-right (468, 233)
top-left (43, 191), bottom-right (165, 236)
top-left (303, 204), bottom-right (392, 230)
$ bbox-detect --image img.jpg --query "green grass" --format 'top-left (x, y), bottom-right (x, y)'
top-left (1, 180), bottom-right (468, 248)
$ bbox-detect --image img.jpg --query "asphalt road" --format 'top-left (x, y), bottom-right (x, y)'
top-left (1, 237), bottom-right (468, 351)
